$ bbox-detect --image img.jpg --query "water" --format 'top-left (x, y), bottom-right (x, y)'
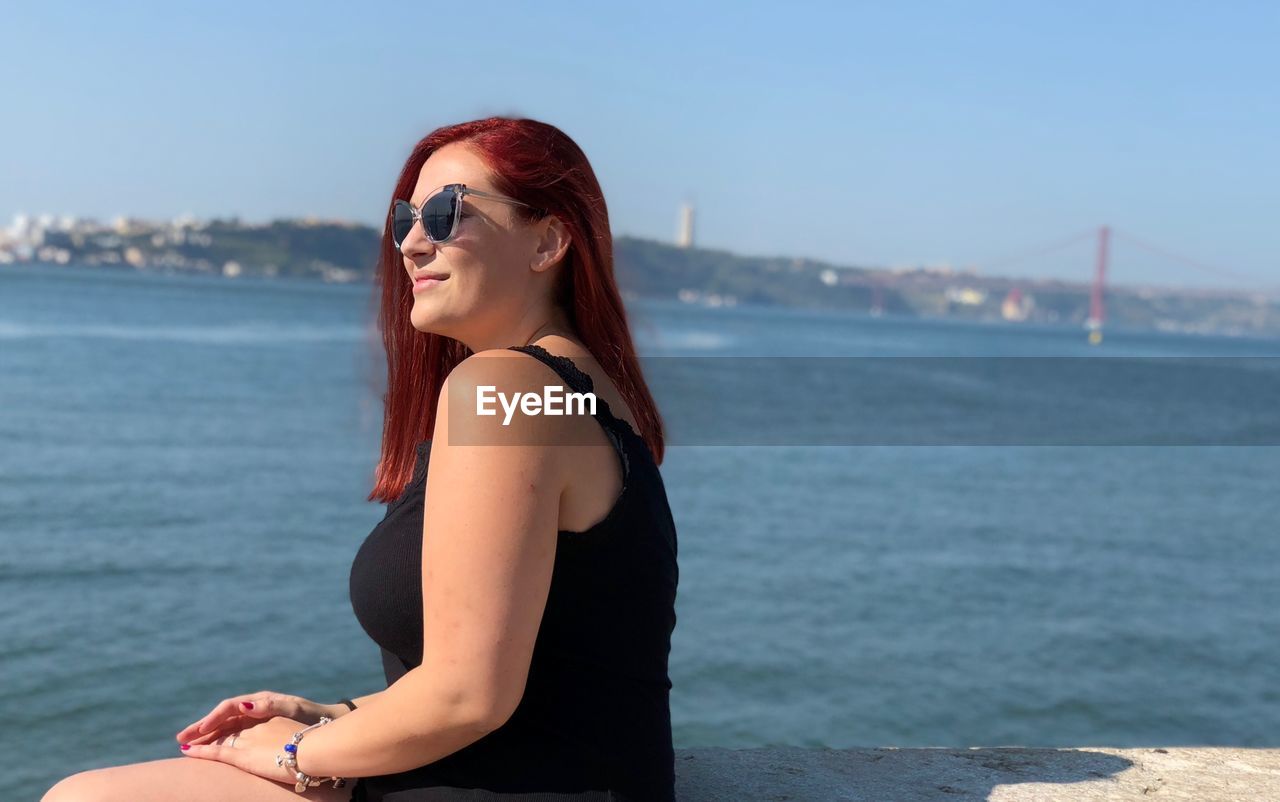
top-left (3, 264), bottom-right (1277, 798)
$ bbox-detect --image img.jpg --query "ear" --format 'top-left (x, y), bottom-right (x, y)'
top-left (530, 216), bottom-right (571, 275)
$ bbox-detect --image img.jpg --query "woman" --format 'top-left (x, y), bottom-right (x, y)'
top-left (42, 117), bottom-right (680, 801)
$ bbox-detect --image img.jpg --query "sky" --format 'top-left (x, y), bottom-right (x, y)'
top-left (2, 0), bottom-right (1277, 289)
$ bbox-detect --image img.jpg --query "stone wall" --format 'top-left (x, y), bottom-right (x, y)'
top-left (673, 746), bottom-right (1280, 800)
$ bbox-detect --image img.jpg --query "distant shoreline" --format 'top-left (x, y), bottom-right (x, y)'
top-left (4, 220), bottom-right (1278, 337)
top-left (7, 261), bottom-right (1280, 346)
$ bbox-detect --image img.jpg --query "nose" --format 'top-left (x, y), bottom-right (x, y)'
top-left (398, 219), bottom-right (435, 260)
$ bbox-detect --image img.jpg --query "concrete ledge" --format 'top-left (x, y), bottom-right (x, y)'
top-left (673, 746), bottom-right (1280, 800)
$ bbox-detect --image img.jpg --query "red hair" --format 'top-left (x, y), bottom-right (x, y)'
top-left (365, 116), bottom-right (666, 504)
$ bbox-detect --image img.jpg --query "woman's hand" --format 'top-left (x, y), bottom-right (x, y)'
top-left (175, 691), bottom-right (349, 746)
top-left (180, 716), bottom-right (340, 787)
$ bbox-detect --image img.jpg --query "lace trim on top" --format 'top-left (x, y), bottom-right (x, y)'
top-left (515, 343), bottom-right (595, 394)
top-left (510, 344), bottom-right (640, 440)
top-left (507, 344), bottom-right (637, 537)
top-left (384, 345), bottom-right (642, 522)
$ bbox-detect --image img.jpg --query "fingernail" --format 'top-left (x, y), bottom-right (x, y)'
top-left (180, 744), bottom-right (190, 751)
top-left (241, 702), bottom-right (254, 710)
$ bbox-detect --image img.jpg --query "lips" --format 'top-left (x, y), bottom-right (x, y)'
top-left (412, 271), bottom-right (448, 282)
top-left (412, 274), bottom-right (448, 293)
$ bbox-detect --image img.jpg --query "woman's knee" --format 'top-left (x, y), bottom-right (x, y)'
top-left (38, 757), bottom-right (351, 802)
top-left (41, 767), bottom-right (115, 802)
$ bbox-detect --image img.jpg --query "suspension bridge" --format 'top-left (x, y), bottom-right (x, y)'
top-left (968, 226), bottom-right (1273, 345)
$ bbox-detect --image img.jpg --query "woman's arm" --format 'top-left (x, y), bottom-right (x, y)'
top-left (295, 673), bottom-right (501, 778)
top-left (289, 351), bottom-right (570, 779)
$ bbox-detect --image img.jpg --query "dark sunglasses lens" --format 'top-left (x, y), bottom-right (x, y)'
top-left (423, 189), bottom-right (458, 242)
top-left (392, 201), bottom-right (416, 247)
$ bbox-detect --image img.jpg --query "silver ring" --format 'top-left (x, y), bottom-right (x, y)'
top-left (227, 733), bottom-right (238, 748)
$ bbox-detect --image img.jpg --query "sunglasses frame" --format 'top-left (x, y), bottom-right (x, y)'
top-left (391, 183), bottom-right (545, 250)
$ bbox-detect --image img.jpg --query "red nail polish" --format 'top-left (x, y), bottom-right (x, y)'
top-left (180, 744), bottom-right (190, 751)
top-left (241, 702), bottom-right (254, 710)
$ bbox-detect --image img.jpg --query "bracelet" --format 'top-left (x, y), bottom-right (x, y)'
top-left (338, 698), bottom-right (357, 711)
top-left (275, 716), bottom-right (348, 793)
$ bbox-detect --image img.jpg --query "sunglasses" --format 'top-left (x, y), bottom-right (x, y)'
top-left (391, 183), bottom-right (544, 251)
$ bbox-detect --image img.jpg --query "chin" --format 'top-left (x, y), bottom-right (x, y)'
top-left (409, 307), bottom-right (458, 338)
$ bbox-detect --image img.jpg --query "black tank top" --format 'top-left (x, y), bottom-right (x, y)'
top-left (347, 344), bottom-right (679, 802)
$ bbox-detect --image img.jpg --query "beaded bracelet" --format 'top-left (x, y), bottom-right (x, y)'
top-left (275, 716), bottom-right (348, 793)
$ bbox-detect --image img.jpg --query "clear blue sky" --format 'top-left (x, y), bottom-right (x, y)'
top-left (3, 0), bottom-right (1276, 289)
